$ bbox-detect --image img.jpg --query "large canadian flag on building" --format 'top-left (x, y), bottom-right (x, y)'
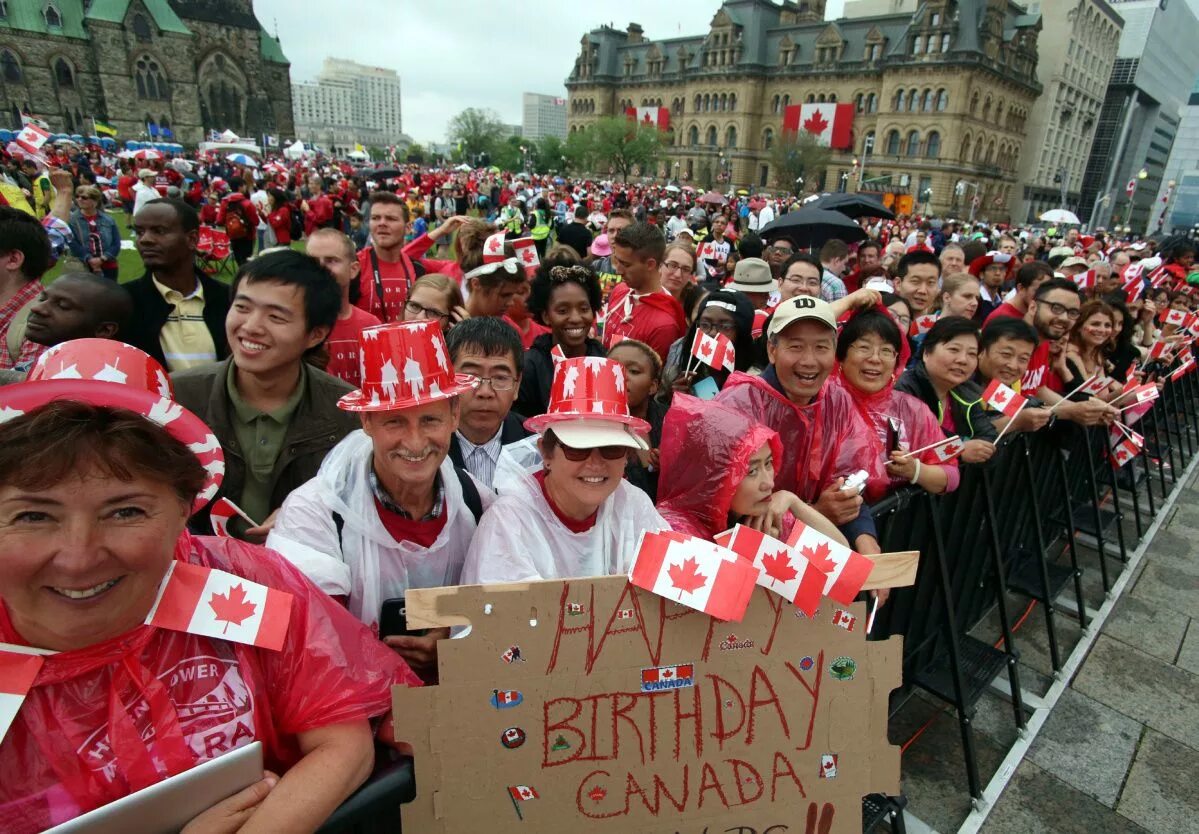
top-left (782, 103), bottom-right (854, 149)
top-left (625, 106), bottom-right (671, 130)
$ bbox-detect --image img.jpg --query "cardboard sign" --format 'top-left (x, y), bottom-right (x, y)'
top-left (393, 576), bottom-right (901, 833)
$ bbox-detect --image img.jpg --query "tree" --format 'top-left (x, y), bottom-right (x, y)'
top-left (582, 116), bottom-right (664, 182)
top-left (405, 143), bottom-right (425, 164)
top-left (534, 135), bottom-right (567, 172)
top-left (770, 131), bottom-right (832, 194)
top-left (447, 107), bottom-right (505, 161)
top-left (563, 129), bottom-right (593, 173)
top-left (488, 135), bottom-right (526, 173)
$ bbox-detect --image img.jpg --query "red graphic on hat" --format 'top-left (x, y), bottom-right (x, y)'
top-left (338, 321), bottom-right (479, 412)
top-left (3, 339), bottom-right (224, 511)
top-left (524, 356), bottom-right (651, 434)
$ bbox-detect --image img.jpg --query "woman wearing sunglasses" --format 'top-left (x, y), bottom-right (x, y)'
top-left (67, 184), bottom-right (120, 281)
top-left (462, 356), bottom-right (667, 584)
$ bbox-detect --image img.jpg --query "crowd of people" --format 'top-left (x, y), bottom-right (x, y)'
top-left (0, 144), bottom-right (1197, 832)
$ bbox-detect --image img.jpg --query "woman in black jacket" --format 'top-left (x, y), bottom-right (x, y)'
top-left (516, 260), bottom-right (605, 418)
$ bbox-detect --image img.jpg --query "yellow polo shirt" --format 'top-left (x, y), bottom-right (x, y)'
top-left (153, 275), bottom-right (218, 371)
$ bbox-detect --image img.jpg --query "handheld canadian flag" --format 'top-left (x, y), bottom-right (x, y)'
top-left (0, 651), bottom-right (43, 746)
top-left (786, 521), bottom-right (874, 606)
top-left (14, 122), bottom-right (49, 156)
top-left (1165, 309), bottom-right (1187, 328)
top-left (690, 329), bottom-right (735, 373)
top-left (624, 106), bottom-right (670, 130)
top-left (1147, 340), bottom-right (1168, 362)
top-left (210, 497), bottom-right (257, 538)
top-left (715, 524), bottom-right (826, 616)
top-left (909, 314), bottom-right (937, 338)
top-left (926, 436), bottom-right (965, 463)
top-left (1072, 269), bottom-right (1096, 292)
top-left (1147, 265), bottom-right (1172, 290)
top-left (511, 237), bottom-right (540, 270)
top-left (629, 531), bottom-right (759, 622)
top-left (1111, 425), bottom-right (1144, 468)
top-left (550, 344), bottom-right (567, 364)
top-left (1122, 265), bottom-right (1145, 304)
top-left (482, 232), bottom-right (506, 264)
top-left (145, 561), bottom-right (293, 651)
top-left (1171, 353), bottom-right (1197, 381)
top-left (982, 378), bottom-right (1024, 418)
top-left (1077, 374), bottom-right (1112, 396)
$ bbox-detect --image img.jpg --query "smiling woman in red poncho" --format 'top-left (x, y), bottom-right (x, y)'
top-left (828, 307), bottom-right (960, 502)
top-left (0, 339), bottom-right (417, 834)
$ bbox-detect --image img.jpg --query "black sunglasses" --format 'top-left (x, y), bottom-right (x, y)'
top-left (559, 443), bottom-right (627, 462)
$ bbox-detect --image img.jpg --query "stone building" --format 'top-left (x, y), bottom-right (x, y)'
top-left (0, 0), bottom-right (293, 145)
top-left (566, 0), bottom-right (1043, 221)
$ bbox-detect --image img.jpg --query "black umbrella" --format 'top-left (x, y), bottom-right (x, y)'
top-left (760, 208), bottom-right (868, 250)
top-left (363, 167), bottom-right (401, 180)
top-left (810, 192), bottom-right (896, 221)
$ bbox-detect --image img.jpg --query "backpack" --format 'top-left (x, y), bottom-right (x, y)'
top-left (224, 199), bottom-right (250, 240)
top-left (289, 204), bottom-right (304, 240)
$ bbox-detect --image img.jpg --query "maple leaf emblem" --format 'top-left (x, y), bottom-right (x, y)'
top-left (588, 786), bottom-right (607, 802)
top-left (667, 558), bottom-right (708, 596)
top-left (941, 442), bottom-right (961, 457)
top-left (993, 388), bottom-right (1008, 405)
top-left (700, 338), bottom-right (713, 359)
top-left (802, 110), bottom-right (829, 135)
top-left (761, 548), bottom-right (799, 585)
top-left (726, 634), bottom-right (738, 643)
top-left (802, 540), bottom-right (836, 572)
top-left (208, 583), bottom-right (257, 632)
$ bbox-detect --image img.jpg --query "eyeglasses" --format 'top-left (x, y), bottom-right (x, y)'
top-left (475, 375), bottom-right (515, 391)
top-left (697, 319), bottom-right (738, 336)
top-left (848, 342), bottom-right (898, 362)
top-left (558, 443), bottom-right (627, 461)
top-left (769, 245), bottom-right (794, 255)
top-left (662, 260), bottom-right (694, 275)
top-left (404, 300), bottom-right (449, 320)
top-left (1045, 301), bottom-right (1082, 321)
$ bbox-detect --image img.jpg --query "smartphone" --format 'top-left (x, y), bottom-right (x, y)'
top-left (380, 597), bottom-right (428, 638)
top-left (885, 417), bottom-right (900, 455)
top-left (691, 375), bottom-right (720, 401)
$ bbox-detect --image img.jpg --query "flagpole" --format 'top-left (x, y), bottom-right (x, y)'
top-left (992, 398), bottom-right (1027, 445)
top-left (1049, 371), bottom-right (1102, 413)
top-left (509, 791), bottom-right (523, 821)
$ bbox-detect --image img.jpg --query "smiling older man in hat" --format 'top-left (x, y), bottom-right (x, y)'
top-left (267, 319), bottom-right (493, 682)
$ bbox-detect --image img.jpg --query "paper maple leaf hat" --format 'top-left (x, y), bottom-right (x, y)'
top-left (0, 339), bottom-right (224, 512)
top-left (338, 320), bottom-right (480, 413)
top-left (524, 356), bottom-right (651, 450)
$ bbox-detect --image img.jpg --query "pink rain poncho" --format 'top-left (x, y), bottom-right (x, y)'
top-left (0, 531), bottom-right (418, 834)
top-left (656, 394), bottom-right (783, 540)
top-left (715, 372), bottom-right (878, 504)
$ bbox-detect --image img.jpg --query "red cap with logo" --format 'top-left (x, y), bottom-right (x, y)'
top-left (338, 320), bottom-right (479, 412)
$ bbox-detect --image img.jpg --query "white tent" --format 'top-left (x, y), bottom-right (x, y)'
top-left (218, 129), bottom-right (239, 143)
top-left (283, 140), bottom-right (308, 160)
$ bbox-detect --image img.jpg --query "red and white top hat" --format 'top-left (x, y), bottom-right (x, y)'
top-left (338, 320), bottom-right (479, 412)
top-left (524, 357), bottom-right (650, 450)
top-left (0, 339), bottom-right (224, 512)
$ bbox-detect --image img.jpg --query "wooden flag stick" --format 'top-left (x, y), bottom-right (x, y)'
top-left (898, 435), bottom-right (961, 460)
top-left (1049, 371), bottom-right (1101, 413)
top-left (992, 397), bottom-right (1028, 445)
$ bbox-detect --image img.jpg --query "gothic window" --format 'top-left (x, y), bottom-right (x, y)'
top-left (855, 93), bottom-right (864, 113)
top-left (886, 130), bottom-right (900, 155)
top-left (1, 50), bottom-right (21, 83)
top-left (894, 89), bottom-right (906, 111)
top-left (863, 131), bottom-right (875, 155)
top-left (729, 93), bottom-right (735, 111)
top-left (913, 35), bottom-right (924, 54)
top-left (771, 94), bottom-right (780, 114)
top-left (783, 94), bottom-right (790, 107)
top-left (936, 89), bottom-right (948, 111)
top-left (906, 130), bottom-right (920, 156)
top-left (926, 131), bottom-right (941, 158)
top-left (725, 126), bottom-right (736, 148)
top-left (970, 91), bottom-right (979, 116)
top-left (43, 3), bottom-right (61, 28)
top-left (54, 58), bottom-right (73, 88)
top-left (706, 126), bottom-right (717, 146)
top-left (806, 93), bottom-right (815, 103)
top-left (867, 93), bottom-right (877, 113)
top-left (922, 89), bottom-right (933, 111)
top-left (135, 57), bottom-right (168, 100)
top-left (132, 13), bottom-right (151, 41)
top-left (762, 128), bottom-right (773, 150)
top-left (74, 107), bottom-right (81, 127)
top-left (688, 125), bottom-right (698, 146)
top-left (63, 109), bottom-right (72, 131)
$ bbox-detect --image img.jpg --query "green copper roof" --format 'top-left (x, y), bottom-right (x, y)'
top-left (85, 0), bottom-right (190, 34)
top-left (259, 31), bottom-right (287, 64)
top-left (0, 0), bottom-right (89, 38)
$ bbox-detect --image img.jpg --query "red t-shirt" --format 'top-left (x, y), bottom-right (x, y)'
top-left (355, 247), bottom-right (418, 323)
top-left (374, 497), bottom-right (447, 548)
top-left (1020, 341), bottom-right (1063, 394)
top-left (602, 283), bottom-right (686, 361)
top-left (984, 301), bottom-right (1025, 325)
top-left (534, 470), bottom-right (596, 533)
top-left (326, 305), bottom-right (382, 387)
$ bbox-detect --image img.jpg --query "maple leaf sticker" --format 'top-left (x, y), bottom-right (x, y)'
top-left (761, 549), bottom-right (799, 585)
top-left (667, 558), bottom-right (708, 597)
top-left (803, 109), bottom-right (829, 136)
top-left (209, 583), bottom-right (257, 633)
top-left (802, 541), bottom-right (836, 572)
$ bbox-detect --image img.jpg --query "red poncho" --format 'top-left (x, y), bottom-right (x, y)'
top-left (0, 532), bottom-right (417, 833)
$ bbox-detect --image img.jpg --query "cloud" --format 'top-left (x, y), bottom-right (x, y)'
top-left (251, 0), bottom-right (715, 144)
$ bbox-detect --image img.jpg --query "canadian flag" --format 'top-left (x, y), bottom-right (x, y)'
top-left (786, 522), bottom-right (874, 605)
top-left (625, 106), bottom-right (670, 130)
top-left (508, 785), bottom-right (540, 802)
top-left (641, 664), bottom-right (695, 685)
top-left (483, 231), bottom-right (506, 263)
top-left (1077, 373), bottom-right (1111, 397)
top-left (14, 123), bottom-right (49, 155)
top-left (716, 524), bottom-right (825, 616)
top-left (615, 608), bottom-right (635, 620)
top-left (629, 531), bottom-right (758, 622)
top-left (832, 608), bottom-right (857, 630)
top-left (982, 378), bottom-right (1024, 418)
top-left (820, 753), bottom-right (838, 779)
top-left (1126, 178), bottom-right (1137, 198)
top-left (1165, 309), bottom-right (1187, 327)
top-left (925, 436), bottom-right (965, 463)
top-left (550, 344), bottom-right (567, 364)
top-left (1072, 269), bottom-right (1096, 292)
top-left (511, 237), bottom-right (540, 270)
top-left (1129, 383), bottom-right (1160, 405)
top-left (1122, 265), bottom-right (1145, 303)
top-left (782, 103), bottom-right (854, 149)
top-left (0, 651), bottom-right (43, 746)
top-left (909, 314), bottom-right (938, 338)
top-left (690, 329), bottom-right (735, 373)
top-left (1171, 354), bottom-right (1196, 381)
top-left (1147, 265), bottom-right (1173, 290)
top-left (145, 561), bottom-right (293, 651)
top-left (210, 497), bottom-right (256, 538)
top-left (1111, 432), bottom-right (1143, 467)
top-left (1147, 340), bottom-right (1168, 362)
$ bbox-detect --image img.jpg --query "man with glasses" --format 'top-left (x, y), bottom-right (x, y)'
top-left (764, 237), bottom-right (795, 278)
top-left (307, 228), bottom-right (380, 387)
top-left (777, 253), bottom-right (824, 302)
top-left (1021, 278), bottom-right (1117, 425)
top-left (446, 318), bottom-right (530, 490)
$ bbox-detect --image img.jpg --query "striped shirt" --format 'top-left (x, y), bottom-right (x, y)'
top-left (455, 430), bottom-right (503, 490)
top-left (153, 275), bottom-right (217, 371)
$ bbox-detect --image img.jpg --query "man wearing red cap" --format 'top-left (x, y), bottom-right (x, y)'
top-left (355, 192), bottom-right (420, 322)
top-left (604, 222), bottom-right (685, 362)
top-left (267, 319), bottom-right (493, 682)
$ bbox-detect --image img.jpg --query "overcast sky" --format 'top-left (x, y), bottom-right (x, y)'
top-left (252, 0), bottom-right (847, 145)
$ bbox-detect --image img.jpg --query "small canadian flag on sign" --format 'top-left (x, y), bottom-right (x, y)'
top-left (508, 785), bottom-right (539, 802)
top-left (926, 436), bottom-right (964, 463)
top-left (624, 106), bottom-right (670, 130)
top-left (145, 561), bottom-right (293, 651)
top-left (629, 531), bottom-right (758, 621)
top-left (690, 329), bottom-right (736, 372)
top-left (511, 237), bottom-right (540, 269)
top-left (1072, 269), bottom-right (1096, 292)
top-left (982, 378), bottom-right (1024, 418)
top-left (1172, 354), bottom-right (1196, 381)
top-left (15, 123), bottom-right (49, 154)
top-left (716, 524), bottom-right (826, 616)
top-left (1078, 374), bottom-right (1111, 397)
top-left (832, 609), bottom-right (857, 631)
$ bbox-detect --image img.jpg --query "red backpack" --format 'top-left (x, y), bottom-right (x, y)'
top-left (224, 198), bottom-right (250, 240)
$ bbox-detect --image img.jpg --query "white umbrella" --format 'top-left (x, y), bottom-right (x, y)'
top-left (455, 163), bottom-right (472, 172)
top-left (664, 184), bottom-right (681, 193)
top-left (1039, 209), bottom-right (1080, 224)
